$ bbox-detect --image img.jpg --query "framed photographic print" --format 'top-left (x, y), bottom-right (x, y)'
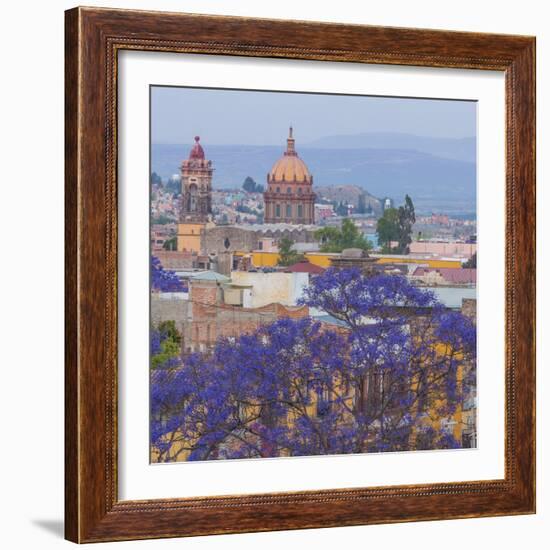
top-left (65, 7), bottom-right (535, 543)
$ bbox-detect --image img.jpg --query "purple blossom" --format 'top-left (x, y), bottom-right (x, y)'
top-left (151, 271), bottom-right (476, 461)
top-left (151, 256), bottom-right (187, 292)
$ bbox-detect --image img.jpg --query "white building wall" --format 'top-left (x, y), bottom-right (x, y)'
top-left (230, 271), bottom-right (309, 308)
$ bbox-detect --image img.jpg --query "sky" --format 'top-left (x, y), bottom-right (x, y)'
top-left (151, 86), bottom-right (476, 146)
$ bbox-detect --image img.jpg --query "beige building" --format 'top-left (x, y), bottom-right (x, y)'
top-left (230, 271), bottom-right (309, 308)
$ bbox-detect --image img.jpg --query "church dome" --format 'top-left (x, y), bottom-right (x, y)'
top-left (268, 127), bottom-right (312, 184)
top-left (188, 135), bottom-right (205, 160)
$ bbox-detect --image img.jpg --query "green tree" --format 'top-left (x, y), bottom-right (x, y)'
top-left (396, 195), bottom-right (416, 254)
top-left (376, 207), bottom-right (400, 252)
top-left (357, 193), bottom-right (367, 214)
top-left (165, 177), bottom-right (181, 195)
top-left (152, 321), bottom-right (181, 370)
top-left (277, 237), bottom-right (304, 266)
top-left (315, 218), bottom-right (372, 253)
top-left (150, 171), bottom-right (162, 186)
top-left (152, 214), bottom-right (175, 225)
top-left (242, 176), bottom-right (263, 193)
top-left (242, 176), bottom-right (256, 192)
top-left (162, 236), bottom-right (177, 251)
top-left (376, 195), bottom-right (416, 254)
top-left (463, 252), bottom-right (477, 268)
top-left (334, 201), bottom-right (349, 216)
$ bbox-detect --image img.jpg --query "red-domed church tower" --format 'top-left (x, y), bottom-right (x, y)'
top-left (180, 136), bottom-right (213, 223)
top-left (264, 127), bottom-right (315, 224)
top-left (177, 136), bottom-right (213, 253)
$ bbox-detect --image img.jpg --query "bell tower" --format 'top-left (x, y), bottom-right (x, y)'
top-left (180, 136), bottom-right (213, 223)
top-left (177, 136), bottom-right (213, 253)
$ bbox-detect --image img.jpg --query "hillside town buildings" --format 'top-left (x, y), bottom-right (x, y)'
top-left (151, 130), bottom-right (478, 458)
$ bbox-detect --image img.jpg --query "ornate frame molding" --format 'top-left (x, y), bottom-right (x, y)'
top-left (65, 7), bottom-right (535, 542)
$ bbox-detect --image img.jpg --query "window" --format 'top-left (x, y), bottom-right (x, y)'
top-left (287, 187), bottom-right (291, 194)
top-left (286, 204), bottom-right (292, 218)
top-left (275, 204), bottom-right (281, 217)
top-left (276, 187), bottom-right (280, 193)
top-left (297, 187), bottom-right (302, 195)
top-left (297, 204), bottom-right (303, 218)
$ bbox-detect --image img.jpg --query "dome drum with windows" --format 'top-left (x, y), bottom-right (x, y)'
top-left (264, 127), bottom-right (316, 225)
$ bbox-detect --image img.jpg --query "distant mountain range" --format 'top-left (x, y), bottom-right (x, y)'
top-left (304, 132), bottom-right (476, 163)
top-left (152, 133), bottom-right (476, 215)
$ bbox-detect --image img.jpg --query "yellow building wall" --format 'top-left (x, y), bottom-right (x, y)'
top-left (233, 251), bottom-right (462, 270)
top-left (177, 222), bottom-right (205, 254)
top-left (233, 251), bottom-right (336, 268)
top-left (375, 257), bottom-right (462, 269)
top-left (304, 253), bottom-right (337, 268)
top-left (251, 251), bottom-right (279, 267)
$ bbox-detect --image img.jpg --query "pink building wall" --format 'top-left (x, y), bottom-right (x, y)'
top-left (409, 242), bottom-right (476, 257)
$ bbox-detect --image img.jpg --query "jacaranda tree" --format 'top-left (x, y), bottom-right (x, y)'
top-left (151, 255), bottom-right (187, 293)
top-left (151, 269), bottom-right (476, 461)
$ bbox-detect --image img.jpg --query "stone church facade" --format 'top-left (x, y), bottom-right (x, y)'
top-left (263, 127), bottom-right (316, 224)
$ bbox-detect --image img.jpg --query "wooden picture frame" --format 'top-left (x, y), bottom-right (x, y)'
top-left (65, 6), bottom-right (536, 543)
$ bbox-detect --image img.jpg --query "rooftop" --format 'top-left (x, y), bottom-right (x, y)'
top-left (291, 242), bottom-right (321, 253)
top-left (432, 287), bottom-right (477, 309)
top-left (412, 267), bottom-right (476, 285)
top-left (371, 253), bottom-right (468, 262)
top-left (284, 260), bottom-right (326, 274)
top-left (175, 270), bottom-right (231, 283)
top-left (231, 223), bottom-right (317, 232)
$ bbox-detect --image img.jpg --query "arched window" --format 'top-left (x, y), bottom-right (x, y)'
top-left (287, 187), bottom-right (291, 194)
top-left (298, 204), bottom-right (303, 218)
top-left (275, 204), bottom-right (281, 218)
top-left (286, 204), bottom-right (292, 218)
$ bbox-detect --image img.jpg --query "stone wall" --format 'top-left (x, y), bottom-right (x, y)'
top-left (203, 225), bottom-right (318, 255)
top-left (203, 226), bottom-right (258, 254)
top-left (151, 293), bottom-right (189, 334)
top-left (461, 298), bottom-right (477, 322)
top-left (409, 241), bottom-right (477, 258)
top-left (182, 278), bottom-right (310, 353)
top-left (154, 250), bottom-right (195, 270)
